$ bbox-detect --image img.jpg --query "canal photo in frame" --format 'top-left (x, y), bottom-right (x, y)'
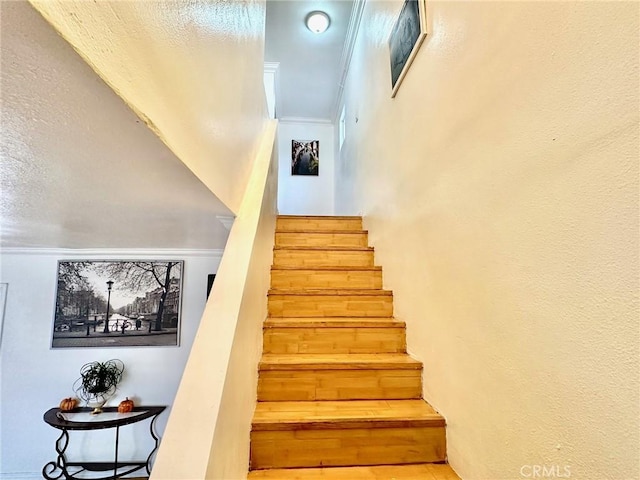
top-left (51, 260), bottom-right (184, 348)
top-left (292, 140), bottom-right (320, 176)
top-left (389, 0), bottom-right (428, 97)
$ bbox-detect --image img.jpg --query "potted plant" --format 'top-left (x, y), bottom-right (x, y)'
top-left (73, 359), bottom-right (124, 414)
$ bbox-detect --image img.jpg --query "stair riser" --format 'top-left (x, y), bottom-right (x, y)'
top-left (263, 327), bottom-right (406, 354)
top-left (277, 218), bottom-right (363, 232)
top-left (258, 369), bottom-right (422, 401)
top-left (273, 250), bottom-right (375, 268)
top-left (276, 232), bottom-right (368, 248)
top-left (271, 270), bottom-right (382, 290)
top-left (250, 426), bottom-right (446, 469)
top-left (248, 464), bottom-right (459, 479)
top-left (268, 295), bottom-right (393, 317)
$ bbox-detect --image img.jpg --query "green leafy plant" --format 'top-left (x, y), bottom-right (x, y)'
top-left (73, 359), bottom-right (124, 404)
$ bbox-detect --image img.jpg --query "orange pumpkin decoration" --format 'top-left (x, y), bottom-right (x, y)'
top-left (59, 397), bottom-right (78, 411)
top-left (118, 397), bottom-right (134, 413)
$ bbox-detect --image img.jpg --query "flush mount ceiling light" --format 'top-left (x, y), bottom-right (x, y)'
top-left (306, 11), bottom-right (330, 34)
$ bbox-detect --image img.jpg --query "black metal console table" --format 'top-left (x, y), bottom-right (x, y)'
top-left (42, 406), bottom-right (166, 480)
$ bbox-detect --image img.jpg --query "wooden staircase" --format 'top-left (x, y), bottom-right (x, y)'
top-left (248, 216), bottom-right (459, 479)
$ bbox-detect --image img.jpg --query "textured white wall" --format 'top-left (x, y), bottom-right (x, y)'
top-left (336, 1), bottom-right (639, 479)
top-left (0, 1), bottom-right (232, 250)
top-left (278, 122), bottom-right (335, 216)
top-left (0, 250), bottom-right (222, 478)
top-left (29, 0), bottom-right (268, 214)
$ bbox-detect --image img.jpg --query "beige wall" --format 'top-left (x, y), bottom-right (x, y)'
top-left (206, 124), bottom-right (278, 479)
top-left (151, 121), bottom-right (277, 479)
top-left (29, 0), bottom-right (268, 213)
top-left (336, 2), bottom-right (639, 479)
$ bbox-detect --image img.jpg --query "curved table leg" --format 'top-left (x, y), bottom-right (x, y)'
top-left (43, 429), bottom-right (72, 480)
top-left (145, 412), bottom-right (162, 474)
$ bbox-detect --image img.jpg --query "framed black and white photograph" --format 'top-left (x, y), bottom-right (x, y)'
top-left (51, 260), bottom-right (184, 349)
top-left (389, 0), bottom-right (428, 97)
top-left (292, 140), bottom-right (319, 176)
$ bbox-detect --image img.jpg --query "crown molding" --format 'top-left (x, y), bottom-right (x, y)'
top-left (264, 62), bottom-right (280, 74)
top-left (0, 248), bottom-right (224, 258)
top-left (264, 62), bottom-right (281, 119)
top-left (278, 116), bottom-right (334, 126)
top-left (216, 215), bottom-right (236, 231)
top-left (333, 0), bottom-right (366, 123)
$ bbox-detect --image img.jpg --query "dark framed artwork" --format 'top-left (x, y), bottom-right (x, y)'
top-left (51, 260), bottom-right (184, 348)
top-left (207, 274), bottom-right (216, 298)
top-left (292, 140), bottom-right (319, 176)
top-left (389, 0), bottom-right (427, 97)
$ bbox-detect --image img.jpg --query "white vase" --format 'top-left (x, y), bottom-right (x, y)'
top-left (87, 394), bottom-right (110, 415)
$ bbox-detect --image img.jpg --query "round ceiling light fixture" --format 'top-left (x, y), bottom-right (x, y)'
top-left (306, 11), bottom-right (330, 34)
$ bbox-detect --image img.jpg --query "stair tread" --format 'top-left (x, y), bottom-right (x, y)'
top-left (269, 289), bottom-right (392, 296)
top-left (260, 353), bottom-right (421, 370)
top-left (271, 266), bottom-right (381, 271)
top-left (277, 230), bottom-right (367, 234)
top-left (274, 245), bottom-right (374, 251)
top-left (278, 215), bottom-right (363, 220)
top-left (264, 317), bottom-right (404, 328)
top-left (248, 463), bottom-right (459, 479)
top-left (252, 399), bottom-right (444, 429)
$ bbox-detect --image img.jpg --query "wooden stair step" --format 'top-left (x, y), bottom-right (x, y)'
top-left (248, 463), bottom-right (460, 479)
top-left (257, 354), bottom-right (422, 401)
top-left (272, 266), bottom-right (382, 271)
top-left (273, 246), bottom-right (375, 268)
top-left (268, 290), bottom-right (393, 318)
top-left (263, 318), bottom-right (406, 354)
top-left (259, 353), bottom-right (421, 370)
top-left (264, 317), bottom-right (402, 327)
top-left (274, 246), bottom-right (374, 251)
top-left (277, 216), bottom-right (363, 232)
top-left (269, 289), bottom-right (392, 296)
top-left (271, 267), bottom-right (383, 290)
top-left (250, 400), bottom-right (446, 469)
top-left (276, 231), bottom-right (369, 248)
top-left (252, 400), bottom-right (444, 430)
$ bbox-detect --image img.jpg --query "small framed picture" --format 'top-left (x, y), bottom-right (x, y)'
top-left (292, 140), bottom-right (319, 176)
top-left (389, 0), bottom-right (428, 97)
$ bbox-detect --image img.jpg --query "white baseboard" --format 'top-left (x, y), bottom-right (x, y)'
top-left (0, 473), bottom-right (41, 480)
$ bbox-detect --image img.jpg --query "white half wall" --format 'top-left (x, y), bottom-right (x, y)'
top-left (277, 121), bottom-right (335, 216)
top-left (0, 249), bottom-right (222, 479)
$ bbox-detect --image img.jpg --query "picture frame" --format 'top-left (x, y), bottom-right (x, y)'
top-left (389, 0), bottom-right (428, 98)
top-left (0, 283), bottom-right (7, 349)
top-left (51, 260), bottom-right (184, 349)
top-left (292, 140), bottom-right (320, 176)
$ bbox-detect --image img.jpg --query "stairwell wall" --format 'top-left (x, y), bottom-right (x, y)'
top-left (335, 2), bottom-right (639, 479)
top-left (277, 121), bottom-right (336, 216)
top-left (0, 249), bottom-right (222, 479)
top-left (29, 0), bottom-right (269, 214)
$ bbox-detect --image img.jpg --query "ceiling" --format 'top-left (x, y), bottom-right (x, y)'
top-left (0, 0), bottom-right (358, 249)
top-left (0, 1), bottom-right (233, 249)
top-left (265, 0), bottom-right (355, 122)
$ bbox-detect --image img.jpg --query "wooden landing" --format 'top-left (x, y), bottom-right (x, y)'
top-left (248, 463), bottom-right (460, 479)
